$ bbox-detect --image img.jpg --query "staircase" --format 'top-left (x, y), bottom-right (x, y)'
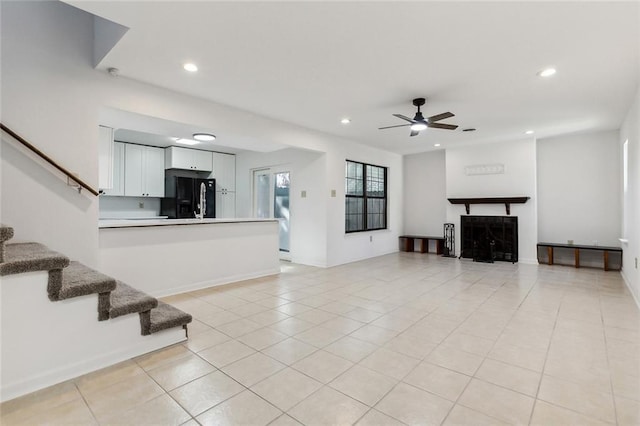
top-left (0, 225), bottom-right (192, 402)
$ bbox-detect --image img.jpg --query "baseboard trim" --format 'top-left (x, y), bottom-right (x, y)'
top-left (153, 267), bottom-right (282, 299)
top-left (621, 269), bottom-right (640, 310)
top-left (1, 328), bottom-right (185, 402)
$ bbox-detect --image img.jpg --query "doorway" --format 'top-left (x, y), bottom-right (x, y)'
top-left (253, 168), bottom-right (291, 259)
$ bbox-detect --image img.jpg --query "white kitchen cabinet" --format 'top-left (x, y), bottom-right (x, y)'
top-left (165, 146), bottom-right (212, 172)
top-left (124, 144), bottom-right (165, 197)
top-left (98, 126), bottom-right (114, 190)
top-left (101, 142), bottom-right (125, 196)
top-left (212, 152), bottom-right (236, 192)
top-left (216, 191), bottom-right (236, 218)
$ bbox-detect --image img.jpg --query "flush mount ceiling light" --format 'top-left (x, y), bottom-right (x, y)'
top-left (525, 130), bottom-right (535, 135)
top-left (434, 143), bottom-right (441, 147)
top-left (175, 138), bottom-right (199, 146)
top-left (341, 118), bottom-right (351, 124)
top-left (193, 133), bottom-right (216, 141)
top-left (183, 63), bottom-right (198, 72)
top-left (537, 67), bottom-right (556, 77)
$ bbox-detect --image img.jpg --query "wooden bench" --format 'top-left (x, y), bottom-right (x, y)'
top-left (537, 242), bottom-right (622, 271)
top-left (399, 235), bottom-right (445, 255)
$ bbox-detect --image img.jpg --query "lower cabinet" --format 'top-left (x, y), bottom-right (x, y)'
top-left (216, 191), bottom-right (236, 218)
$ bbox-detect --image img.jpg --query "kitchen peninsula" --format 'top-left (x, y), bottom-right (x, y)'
top-left (98, 218), bottom-right (280, 297)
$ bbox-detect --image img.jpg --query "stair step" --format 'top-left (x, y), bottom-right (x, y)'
top-left (147, 301), bottom-right (193, 335)
top-left (0, 242), bottom-right (69, 276)
top-left (48, 261), bottom-right (117, 301)
top-left (108, 281), bottom-right (158, 320)
top-left (0, 225), bottom-right (14, 243)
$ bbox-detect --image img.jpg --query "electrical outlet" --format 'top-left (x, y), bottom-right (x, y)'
top-left (139, 202), bottom-right (144, 209)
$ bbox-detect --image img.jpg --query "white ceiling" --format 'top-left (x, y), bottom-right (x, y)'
top-left (67, 1), bottom-right (639, 155)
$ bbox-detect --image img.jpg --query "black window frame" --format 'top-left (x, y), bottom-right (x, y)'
top-left (345, 159), bottom-right (388, 233)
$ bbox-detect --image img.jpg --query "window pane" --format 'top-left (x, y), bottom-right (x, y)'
top-left (367, 198), bottom-right (386, 230)
top-left (345, 197), bottom-right (364, 232)
top-left (366, 165), bottom-right (385, 197)
top-left (345, 161), bottom-right (363, 195)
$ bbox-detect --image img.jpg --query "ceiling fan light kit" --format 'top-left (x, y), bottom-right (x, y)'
top-left (379, 97), bottom-right (458, 137)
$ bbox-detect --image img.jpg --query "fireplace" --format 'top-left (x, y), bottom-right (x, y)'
top-left (460, 216), bottom-right (518, 263)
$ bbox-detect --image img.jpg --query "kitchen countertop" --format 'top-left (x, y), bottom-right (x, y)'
top-left (99, 218), bottom-right (278, 228)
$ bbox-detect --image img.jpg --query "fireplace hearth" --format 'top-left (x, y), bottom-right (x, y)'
top-left (460, 216), bottom-right (518, 263)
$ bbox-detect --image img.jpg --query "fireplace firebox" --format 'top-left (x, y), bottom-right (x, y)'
top-left (460, 216), bottom-right (518, 263)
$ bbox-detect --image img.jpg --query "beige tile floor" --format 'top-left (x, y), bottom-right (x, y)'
top-left (2, 253), bottom-right (639, 425)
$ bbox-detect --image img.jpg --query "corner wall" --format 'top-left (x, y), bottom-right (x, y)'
top-left (402, 150), bottom-right (447, 236)
top-left (537, 130), bottom-right (620, 246)
top-left (620, 86), bottom-right (640, 304)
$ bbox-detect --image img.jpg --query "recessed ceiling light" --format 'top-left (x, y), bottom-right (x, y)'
top-left (341, 118), bottom-right (351, 124)
top-left (525, 130), bottom-right (535, 135)
top-left (538, 68), bottom-right (556, 77)
top-left (183, 63), bottom-right (198, 72)
top-left (175, 138), bottom-right (199, 146)
top-left (193, 133), bottom-right (216, 141)
top-left (434, 143), bottom-right (441, 147)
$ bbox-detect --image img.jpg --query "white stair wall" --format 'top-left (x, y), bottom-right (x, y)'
top-left (0, 271), bottom-right (186, 402)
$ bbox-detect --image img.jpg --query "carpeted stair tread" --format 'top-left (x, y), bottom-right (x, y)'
top-left (109, 281), bottom-right (158, 319)
top-left (148, 301), bottom-right (193, 335)
top-left (0, 242), bottom-right (69, 276)
top-left (0, 225), bottom-right (14, 243)
top-left (56, 261), bottom-right (117, 300)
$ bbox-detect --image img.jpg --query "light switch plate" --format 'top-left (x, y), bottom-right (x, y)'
top-left (301, 190), bottom-right (307, 198)
top-left (331, 189), bottom-right (336, 197)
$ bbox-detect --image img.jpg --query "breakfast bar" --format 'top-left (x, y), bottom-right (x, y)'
top-left (98, 218), bottom-right (280, 297)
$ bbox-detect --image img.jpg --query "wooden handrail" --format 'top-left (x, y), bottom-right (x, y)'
top-left (1, 123), bottom-right (99, 196)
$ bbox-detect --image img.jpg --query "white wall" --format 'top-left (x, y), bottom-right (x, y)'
top-left (235, 148), bottom-right (328, 267)
top-left (403, 150), bottom-right (447, 236)
top-left (1, 1), bottom-right (402, 270)
top-left (445, 139), bottom-right (538, 263)
top-left (537, 130), bottom-right (620, 246)
top-left (325, 145), bottom-right (403, 267)
top-left (620, 86), bottom-right (640, 305)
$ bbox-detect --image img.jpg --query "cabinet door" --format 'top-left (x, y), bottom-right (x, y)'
top-left (212, 153), bottom-right (236, 191)
top-left (124, 143), bottom-right (145, 196)
top-left (193, 150), bottom-right (213, 172)
top-left (165, 146), bottom-right (192, 170)
top-left (98, 126), bottom-right (114, 190)
top-left (215, 191), bottom-right (236, 218)
top-left (144, 146), bottom-right (165, 197)
top-left (102, 142), bottom-right (125, 196)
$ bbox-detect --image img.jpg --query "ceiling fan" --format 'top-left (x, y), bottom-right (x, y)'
top-left (379, 98), bottom-right (458, 137)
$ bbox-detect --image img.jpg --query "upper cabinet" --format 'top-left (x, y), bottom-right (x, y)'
top-left (98, 126), bottom-right (114, 190)
top-left (124, 144), bottom-right (165, 197)
top-left (165, 146), bottom-right (212, 172)
top-left (212, 152), bottom-right (236, 192)
top-left (101, 142), bottom-right (125, 196)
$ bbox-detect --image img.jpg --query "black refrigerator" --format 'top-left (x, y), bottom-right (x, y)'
top-left (161, 176), bottom-right (216, 218)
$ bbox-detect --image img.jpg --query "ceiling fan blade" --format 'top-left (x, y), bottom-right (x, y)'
top-left (428, 123), bottom-right (459, 130)
top-left (379, 124), bottom-right (412, 130)
top-left (410, 129), bottom-right (420, 137)
top-left (427, 112), bottom-right (455, 122)
top-left (392, 114), bottom-right (415, 123)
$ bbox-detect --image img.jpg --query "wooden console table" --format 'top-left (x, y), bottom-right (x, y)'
top-left (537, 242), bottom-right (622, 271)
top-left (399, 235), bottom-right (445, 255)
